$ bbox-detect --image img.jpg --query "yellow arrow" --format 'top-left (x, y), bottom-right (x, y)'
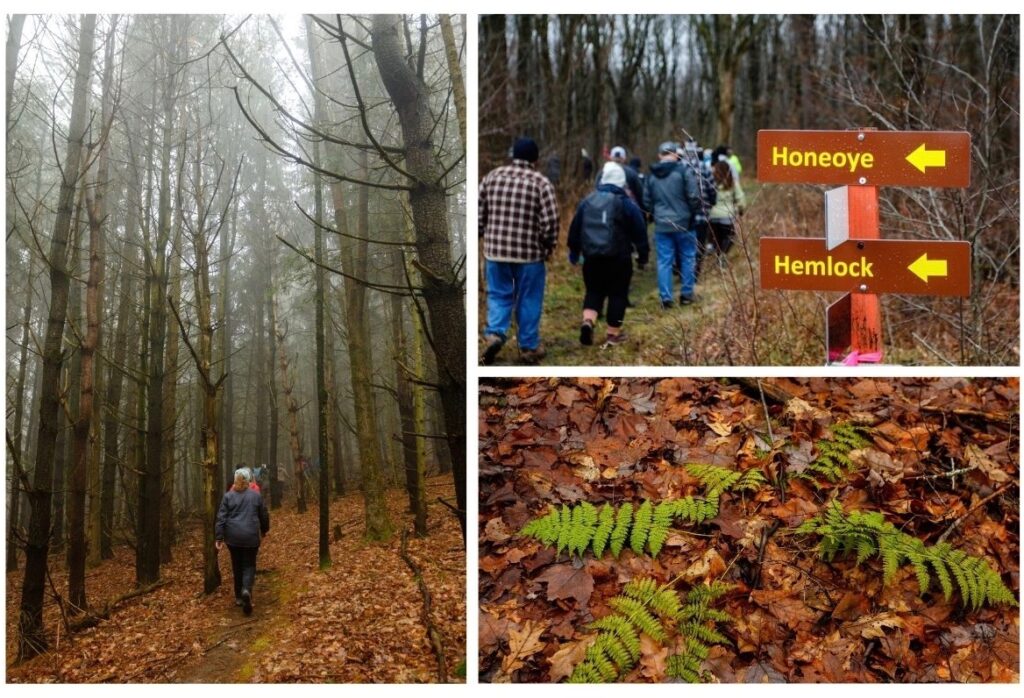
top-left (908, 253), bottom-right (948, 282)
top-left (906, 144), bottom-right (946, 173)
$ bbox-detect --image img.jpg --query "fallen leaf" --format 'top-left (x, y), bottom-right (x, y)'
top-left (681, 547), bottom-right (726, 582)
top-left (547, 634), bottom-right (595, 682)
top-left (535, 563), bottom-right (595, 605)
top-left (638, 633), bottom-right (668, 680)
top-left (501, 620), bottom-right (546, 676)
top-left (847, 612), bottom-right (905, 639)
top-left (707, 413), bottom-right (733, 436)
top-left (783, 397), bottom-right (828, 422)
top-left (483, 517), bottom-right (512, 543)
top-left (965, 443), bottom-right (1009, 483)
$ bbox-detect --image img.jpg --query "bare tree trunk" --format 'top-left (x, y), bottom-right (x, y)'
top-left (138, 17), bottom-right (181, 586)
top-left (267, 287), bottom-right (281, 509)
top-left (160, 212), bottom-right (182, 564)
top-left (5, 14), bottom-right (26, 125)
top-left (7, 254), bottom-right (35, 572)
top-left (371, 15), bottom-right (466, 541)
top-left (271, 301), bottom-right (305, 513)
top-left (330, 150), bottom-right (393, 541)
top-left (439, 14), bottom-right (465, 148)
top-left (101, 243), bottom-right (131, 559)
top-left (305, 16), bottom-right (332, 567)
top-left (19, 13), bottom-right (95, 659)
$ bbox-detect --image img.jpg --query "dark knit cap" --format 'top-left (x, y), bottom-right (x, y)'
top-left (512, 137), bottom-right (539, 163)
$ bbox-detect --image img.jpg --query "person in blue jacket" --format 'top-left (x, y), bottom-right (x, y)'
top-left (216, 468), bottom-right (270, 615)
top-left (643, 141), bottom-right (701, 307)
top-left (568, 162), bottom-right (649, 346)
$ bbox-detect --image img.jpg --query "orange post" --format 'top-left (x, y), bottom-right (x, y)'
top-left (847, 184), bottom-right (882, 357)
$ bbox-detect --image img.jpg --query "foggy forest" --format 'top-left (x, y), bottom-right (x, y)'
top-left (6, 14), bottom-right (466, 682)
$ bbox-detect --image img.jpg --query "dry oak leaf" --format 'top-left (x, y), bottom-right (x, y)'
top-left (639, 632), bottom-right (669, 680)
top-left (501, 620), bottom-right (547, 676)
top-left (783, 397), bottom-right (829, 422)
top-left (536, 563), bottom-right (595, 605)
top-left (483, 517), bottom-right (513, 544)
top-left (846, 612), bottom-right (905, 639)
top-left (681, 546), bottom-right (727, 583)
top-left (707, 413), bottom-right (734, 437)
top-left (850, 448), bottom-right (904, 483)
top-left (964, 443), bottom-right (1010, 483)
top-left (548, 634), bottom-right (596, 682)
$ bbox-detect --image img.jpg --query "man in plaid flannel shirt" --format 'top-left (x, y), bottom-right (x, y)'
top-left (479, 138), bottom-right (559, 365)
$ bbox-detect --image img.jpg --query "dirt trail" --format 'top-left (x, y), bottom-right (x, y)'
top-left (174, 568), bottom-right (284, 683)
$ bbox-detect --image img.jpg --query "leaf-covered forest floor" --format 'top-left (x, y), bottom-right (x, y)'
top-left (6, 475), bottom-right (465, 683)
top-left (479, 378), bottom-right (1020, 682)
top-left (476, 183), bottom-right (1019, 366)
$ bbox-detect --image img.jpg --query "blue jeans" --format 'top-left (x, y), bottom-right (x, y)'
top-left (484, 260), bottom-right (546, 351)
top-left (655, 230), bottom-right (697, 300)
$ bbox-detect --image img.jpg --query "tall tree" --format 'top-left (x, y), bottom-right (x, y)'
top-left (19, 13), bottom-right (96, 658)
top-left (305, 15), bottom-right (332, 568)
top-left (137, 15), bottom-right (183, 586)
top-left (371, 15), bottom-right (466, 540)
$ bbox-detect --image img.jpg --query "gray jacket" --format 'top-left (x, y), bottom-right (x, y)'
top-left (216, 487), bottom-right (270, 548)
top-left (643, 160), bottom-right (701, 234)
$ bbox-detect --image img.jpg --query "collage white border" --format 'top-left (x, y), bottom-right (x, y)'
top-left (1, 1), bottom-right (1021, 694)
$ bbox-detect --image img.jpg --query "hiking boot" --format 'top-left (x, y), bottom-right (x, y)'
top-left (481, 334), bottom-right (504, 365)
top-left (579, 321), bottom-right (594, 346)
top-left (241, 588), bottom-right (253, 616)
top-left (519, 346), bottom-right (546, 365)
top-left (661, 299), bottom-right (674, 310)
top-left (604, 332), bottom-right (628, 346)
top-left (679, 294), bottom-right (695, 306)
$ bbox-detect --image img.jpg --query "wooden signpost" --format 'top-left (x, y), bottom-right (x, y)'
top-left (757, 128), bottom-right (972, 364)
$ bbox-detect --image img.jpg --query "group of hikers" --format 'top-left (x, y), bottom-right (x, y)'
top-left (479, 136), bottom-right (746, 364)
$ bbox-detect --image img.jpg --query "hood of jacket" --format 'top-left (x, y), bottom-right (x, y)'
top-left (649, 160), bottom-right (680, 179)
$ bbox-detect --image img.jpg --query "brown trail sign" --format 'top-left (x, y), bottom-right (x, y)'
top-left (758, 130), bottom-right (971, 187)
top-left (760, 238), bottom-right (971, 297)
top-left (757, 127), bottom-right (972, 364)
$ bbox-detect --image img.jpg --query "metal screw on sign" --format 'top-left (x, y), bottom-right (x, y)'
top-left (859, 284), bottom-right (868, 292)
top-left (858, 133), bottom-right (865, 141)
top-left (858, 177), bottom-right (867, 184)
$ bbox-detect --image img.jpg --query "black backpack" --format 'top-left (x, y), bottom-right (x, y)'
top-left (580, 190), bottom-right (625, 258)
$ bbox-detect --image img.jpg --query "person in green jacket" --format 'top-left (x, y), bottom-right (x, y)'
top-left (707, 160), bottom-right (746, 257)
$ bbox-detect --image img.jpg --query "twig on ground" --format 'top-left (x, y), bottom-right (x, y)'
top-left (399, 527), bottom-right (449, 683)
top-left (937, 482), bottom-right (1016, 543)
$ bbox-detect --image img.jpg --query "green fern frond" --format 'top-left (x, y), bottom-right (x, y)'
top-left (797, 501), bottom-right (1018, 608)
top-left (609, 595), bottom-right (667, 643)
top-left (610, 502), bottom-right (633, 558)
top-left (795, 422), bottom-right (868, 485)
top-left (666, 652), bottom-right (703, 683)
top-left (592, 504), bottom-right (615, 558)
top-left (568, 578), bottom-right (732, 683)
top-left (630, 500), bottom-right (654, 555)
top-left (647, 501), bottom-right (676, 557)
top-left (555, 504), bottom-right (573, 553)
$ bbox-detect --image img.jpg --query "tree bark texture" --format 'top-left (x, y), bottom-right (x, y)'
top-left (19, 13), bottom-right (95, 658)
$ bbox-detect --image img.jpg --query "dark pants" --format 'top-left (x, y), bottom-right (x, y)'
top-left (227, 544), bottom-right (258, 599)
top-left (694, 220), bottom-right (713, 279)
top-left (582, 257), bottom-right (633, 328)
top-left (708, 220), bottom-right (735, 254)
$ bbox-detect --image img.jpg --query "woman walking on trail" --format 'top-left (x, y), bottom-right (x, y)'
top-left (707, 159), bottom-right (746, 257)
top-left (568, 162), bottom-right (649, 346)
top-left (216, 468), bottom-right (270, 615)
